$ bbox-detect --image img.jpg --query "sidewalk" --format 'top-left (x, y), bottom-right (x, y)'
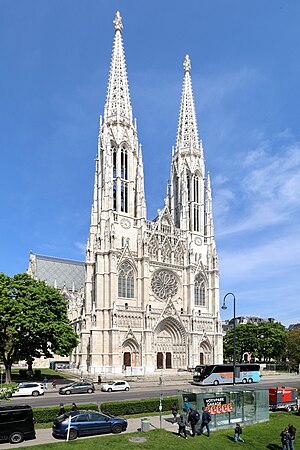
top-left (0, 414), bottom-right (178, 449)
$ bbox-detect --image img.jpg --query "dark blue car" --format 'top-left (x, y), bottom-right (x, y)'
top-left (52, 410), bottom-right (127, 440)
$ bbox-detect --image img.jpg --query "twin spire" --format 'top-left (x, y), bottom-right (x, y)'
top-left (105, 12), bottom-right (200, 155)
top-left (104, 11), bottom-right (133, 124)
top-left (176, 54), bottom-right (200, 152)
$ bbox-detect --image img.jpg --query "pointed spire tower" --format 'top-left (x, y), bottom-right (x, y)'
top-left (169, 55), bottom-right (205, 234)
top-left (87, 11), bottom-right (146, 260)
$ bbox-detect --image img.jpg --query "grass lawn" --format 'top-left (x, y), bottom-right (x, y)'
top-left (16, 412), bottom-right (300, 450)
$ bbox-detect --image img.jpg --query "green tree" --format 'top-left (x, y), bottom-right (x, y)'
top-left (0, 272), bottom-right (78, 383)
top-left (223, 323), bottom-right (258, 362)
top-left (256, 322), bottom-right (287, 362)
top-left (287, 328), bottom-right (300, 366)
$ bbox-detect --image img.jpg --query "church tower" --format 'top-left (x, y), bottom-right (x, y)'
top-left (73, 12), bottom-right (223, 375)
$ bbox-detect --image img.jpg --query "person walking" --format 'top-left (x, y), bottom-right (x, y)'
top-left (234, 423), bottom-right (244, 443)
top-left (198, 406), bottom-right (211, 437)
top-left (288, 424), bottom-right (296, 450)
top-left (71, 403), bottom-right (78, 412)
top-left (177, 413), bottom-right (188, 439)
top-left (171, 402), bottom-right (178, 422)
top-left (280, 427), bottom-right (291, 450)
top-left (43, 377), bottom-right (48, 390)
top-left (52, 379), bottom-right (57, 389)
top-left (188, 407), bottom-right (200, 437)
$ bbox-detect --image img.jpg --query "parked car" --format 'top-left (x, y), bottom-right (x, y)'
top-left (7, 383), bottom-right (44, 398)
top-left (52, 410), bottom-right (127, 440)
top-left (0, 405), bottom-right (36, 444)
top-left (101, 380), bottom-right (130, 392)
top-left (59, 382), bottom-right (95, 395)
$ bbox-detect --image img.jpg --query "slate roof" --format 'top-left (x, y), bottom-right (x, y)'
top-left (34, 254), bottom-right (85, 290)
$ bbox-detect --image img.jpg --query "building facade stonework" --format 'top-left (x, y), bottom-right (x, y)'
top-left (28, 11), bottom-right (223, 375)
top-left (72, 12), bottom-right (223, 375)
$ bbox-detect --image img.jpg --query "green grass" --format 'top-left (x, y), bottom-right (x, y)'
top-left (15, 412), bottom-right (300, 450)
top-left (10, 368), bottom-right (71, 381)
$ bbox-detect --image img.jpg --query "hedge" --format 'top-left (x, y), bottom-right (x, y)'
top-left (32, 397), bottom-right (177, 423)
top-left (100, 396), bottom-right (177, 416)
top-left (33, 403), bottom-right (98, 423)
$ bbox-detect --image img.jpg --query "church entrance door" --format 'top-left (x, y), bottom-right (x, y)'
top-left (157, 352), bottom-right (163, 369)
top-left (166, 352), bottom-right (172, 369)
top-left (123, 352), bottom-right (131, 367)
top-left (200, 352), bottom-right (204, 364)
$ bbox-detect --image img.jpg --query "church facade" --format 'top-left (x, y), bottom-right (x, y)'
top-left (72, 11), bottom-right (223, 375)
top-left (28, 11), bottom-right (223, 375)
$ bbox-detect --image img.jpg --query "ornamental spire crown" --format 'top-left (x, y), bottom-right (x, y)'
top-left (104, 11), bottom-right (133, 123)
top-left (176, 54), bottom-right (199, 152)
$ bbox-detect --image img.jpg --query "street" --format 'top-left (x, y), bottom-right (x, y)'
top-left (3, 374), bottom-right (299, 409)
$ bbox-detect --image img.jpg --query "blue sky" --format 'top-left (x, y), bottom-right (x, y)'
top-left (1, 0), bottom-right (299, 326)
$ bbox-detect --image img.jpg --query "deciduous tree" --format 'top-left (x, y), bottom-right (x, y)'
top-left (0, 272), bottom-right (78, 383)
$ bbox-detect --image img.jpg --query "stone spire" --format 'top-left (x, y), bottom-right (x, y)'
top-left (205, 172), bottom-right (214, 238)
top-left (176, 55), bottom-right (199, 152)
top-left (104, 11), bottom-right (133, 124)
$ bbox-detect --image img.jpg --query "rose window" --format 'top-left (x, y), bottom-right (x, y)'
top-left (151, 270), bottom-right (178, 300)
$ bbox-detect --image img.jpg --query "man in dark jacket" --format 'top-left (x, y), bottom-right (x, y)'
top-left (280, 427), bottom-right (291, 450)
top-left (288, 424), bottom-right (296, 450)
top-left (198, 407), bottom-right (211, 437)
top-left (188, 407), bottom-right (200, 437)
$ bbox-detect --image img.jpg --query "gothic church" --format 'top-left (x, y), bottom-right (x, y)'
top-left (29, 11), bottom-right (223, 375)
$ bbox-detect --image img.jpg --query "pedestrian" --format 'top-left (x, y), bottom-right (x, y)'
top-left (280, 427), bottom-right (291, 450)
top-left (198, 406), bottom-right (211, 437)
top-left (52, 379), bottom-right (57, 389)
top-left (184, 397), bottom-right (191, 412)
top-left (43, 377), bottom-right (48, 389)
top-left (57, 403), bottom-right (65, 417)
top-left (97, 374), bottom-right (102, 385)
top-left (234, 423), bottom-right (244, 443)
top-left (71, 403), bottom-right (78, 412)
top-left (171, 402), bottom-right (178, 422)
top-left (177, 413), bottom-right (187, 439)
top-left (288, 424), bottom-right (296, 450)
top-left (188, 407), bottom-right (200, 437)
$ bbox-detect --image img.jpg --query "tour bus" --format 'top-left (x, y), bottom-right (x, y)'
top-left (193, 363), bottom-right (261, 385)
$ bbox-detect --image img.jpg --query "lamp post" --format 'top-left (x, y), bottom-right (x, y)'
top-left (222, 292), bottom-right (236, 385)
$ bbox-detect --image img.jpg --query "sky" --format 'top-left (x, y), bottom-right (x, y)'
top-left (1, 0), bottom-right (299, 326)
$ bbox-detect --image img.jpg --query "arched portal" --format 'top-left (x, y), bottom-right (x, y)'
top-left (122, 338), bottom-right (140, 368)
top-left (199, 339), bottom-right (212, 365)
top-left (154, 316), bottom-right (186, 369)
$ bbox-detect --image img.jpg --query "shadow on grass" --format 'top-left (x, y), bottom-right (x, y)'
top-left (266, 445), bottom-right (281, 450)
top-left (226, 435), bottom-right (235, 442)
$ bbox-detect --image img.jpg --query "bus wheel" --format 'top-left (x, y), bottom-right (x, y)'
top-left (248, 378), bottom-right (253, 384)
top-left (213, 380), bottom-right (219, 386)
top-left (242, 378), bottom-right (247, 384)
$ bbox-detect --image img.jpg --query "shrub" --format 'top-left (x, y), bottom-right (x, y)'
top-left (18, 369), bottom-right (27, 377)
top-left (100, 396), bottom-right (177, 417)
top-left (32, 403), bottom-right (99, 423)
top-left (34, 369), bottom-right (41, 377)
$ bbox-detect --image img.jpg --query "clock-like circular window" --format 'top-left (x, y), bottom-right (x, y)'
top-left (151, 270), bottom-right (178, 300)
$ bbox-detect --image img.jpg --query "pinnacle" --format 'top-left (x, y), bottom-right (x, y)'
top-left (183, 54), bottom-right (191, 73)
top-left (113, 11), bottom-right (123, 33)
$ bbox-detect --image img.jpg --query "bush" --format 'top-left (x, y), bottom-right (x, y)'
top-left (18, 369), bottom-right (27, 377)
top-left (34, 369), bottom-right (41, 377)
top-left (100, 396), bottom-right (177, 417)
top-left (32, 403), bottom-right (99, 424)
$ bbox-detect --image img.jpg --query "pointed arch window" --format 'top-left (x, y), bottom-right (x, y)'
top-left (118, 262), bottom-right (134, 298)
top-left (194, 274), bottom-right (205, 306)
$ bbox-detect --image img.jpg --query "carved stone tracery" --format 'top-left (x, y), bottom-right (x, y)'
top-left (151, 270), bottom-right (178, 300)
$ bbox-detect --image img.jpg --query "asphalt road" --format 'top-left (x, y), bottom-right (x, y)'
top-left (4, 374), bottom-right (300, 409)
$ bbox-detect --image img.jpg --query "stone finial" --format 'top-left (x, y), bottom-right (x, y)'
top-left (183, 54), bottom-right (191, 73)
top-left (113, 11), bottom-right (123, 32)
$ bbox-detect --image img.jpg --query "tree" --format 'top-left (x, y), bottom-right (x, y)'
top-left (0, 272), bottom-right (78, 383)
top-left (223, 323), bottom-right (258, 362)
top-left (256, 322), bottom-right (287, 362)
top-left (223, 321), bottom-right (287, 363)
top-left (287, 328), bottom-right (300, 366)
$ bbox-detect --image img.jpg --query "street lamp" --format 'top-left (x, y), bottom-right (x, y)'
top-left (222, 292), bottom-right (236, 385)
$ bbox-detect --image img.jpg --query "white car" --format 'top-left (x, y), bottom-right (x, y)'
top-left (101, 381), bottom-right (130, 392)
top-left (11, 382), bottom-right (44, 397)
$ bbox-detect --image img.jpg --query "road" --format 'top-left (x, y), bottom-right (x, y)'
top-left (4, 374), bottom-right (300, 409)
